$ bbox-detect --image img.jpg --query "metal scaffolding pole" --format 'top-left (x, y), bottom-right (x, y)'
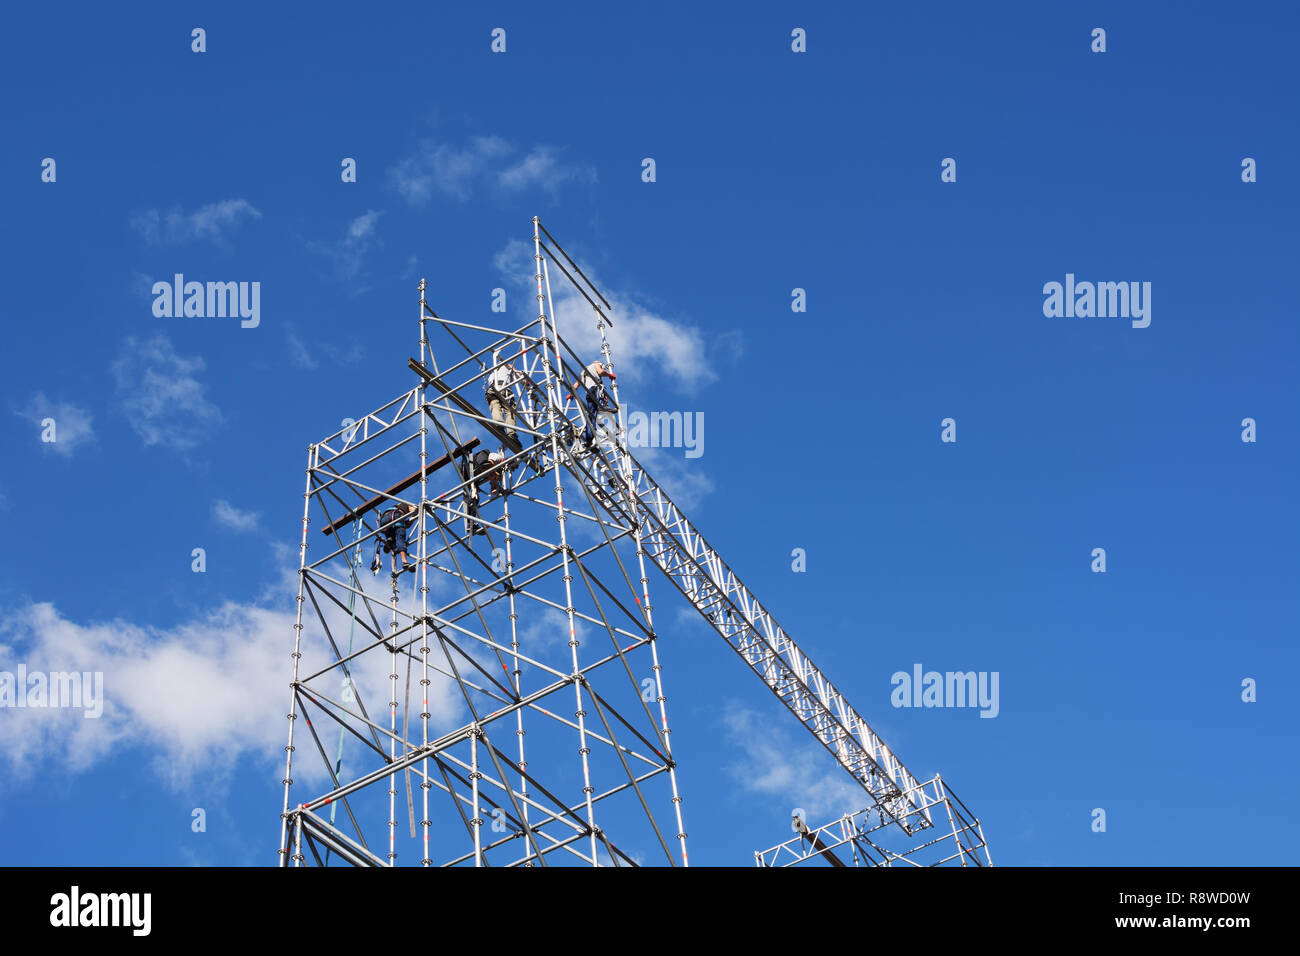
top-left (279, 455), bottom-right (316, 867)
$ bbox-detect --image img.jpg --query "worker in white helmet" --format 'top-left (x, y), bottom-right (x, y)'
top-left (371, 501), bottom-right (417, 578)
top-left (464, 449), bottom-right (507, 536)
top-left (484, 348), bottom-right (522, 443)
top-left (568, 360), bottom-right (616, 450)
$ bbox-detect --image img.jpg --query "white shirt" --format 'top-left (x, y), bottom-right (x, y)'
top-left (578, 362), bottom-right (606, 391)
top-left (488, 352), bottom-right (518, 392)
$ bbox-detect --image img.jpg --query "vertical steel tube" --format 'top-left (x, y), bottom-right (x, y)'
top-left (279, 444), bottom-right (316, 864)
top-left (593, 293), bottom-right (690, 867)
top-left (418, 278), bottom-right (433, 866)
top-left (470, 728), bottom-right (483, 865)
top-left (534, 218), bottom-right (600, 865)
top-left (388, 560), bottom-right (399, 864)
top-left (503, 487), bottom-right (532, 852)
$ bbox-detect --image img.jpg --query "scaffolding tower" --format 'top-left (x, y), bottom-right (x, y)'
top-left (277, 217), bottom-right (992, 867)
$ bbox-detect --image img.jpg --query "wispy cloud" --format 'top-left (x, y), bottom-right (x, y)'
top-left (308, 209), bottom-right (382, 282)
top-left (112, 335), bottom-right (223, 451)
top-left (391, 137), bottom-right (594, 205)
top-left (721, 700), bottom-right (864, 821)
top-left (628, 444), bottom-right (714, 511)
top-left (212, 499), bottom-right (260, 533)
top-left (14, 392), bottom-right (95, 457)
top-left (130, 199), bottom-right (261, 245)
top-left (516, 607), bottom-right (582, 653)
top-left (285, 323), bottom-right (364, 372)
top-left (347, 209), bottom-right (380, 245)
top-left (286, 329), bottom-right (317, 370)
top-left (390, 136), bottom-right (510, 204)
top-left (498, 146), bottom-right (596, 193)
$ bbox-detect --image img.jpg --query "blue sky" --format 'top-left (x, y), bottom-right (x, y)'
top-left (1, 1), bottom-right (1296, 866)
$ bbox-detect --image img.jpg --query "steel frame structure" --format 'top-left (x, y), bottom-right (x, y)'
top-left (277, 217), bottom-right (991, 867)
top-left (754, 775), bottom-right (992, 867)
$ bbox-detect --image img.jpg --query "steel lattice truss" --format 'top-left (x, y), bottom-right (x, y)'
top-left (278, 218), bottom-right (991, 867)
top-left (755, 776), bottom-right (991, 867)
top-left (601, 443), bottom-right (934, 834)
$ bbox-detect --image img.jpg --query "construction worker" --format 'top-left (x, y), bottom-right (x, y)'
top-left (570, 360), bottom-right (616, 449)
top-left (484, 348), bottom-right (521, 443)
top-left (371, 501), bottom-right (417, 577)
top-left (464, 449), bottom-right (507, 536)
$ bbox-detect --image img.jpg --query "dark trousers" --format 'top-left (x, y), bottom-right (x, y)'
top-left (581, 386), bottom-right (601, 445)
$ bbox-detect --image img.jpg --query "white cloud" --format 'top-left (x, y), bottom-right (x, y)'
top-left (286, 325), bottom-right (364, 371)
top-left (629, 444), bottom-right (714, 512)
top-left (391, 137), bottom-right (593, 205)
top-left (493, 238), bottom-right (734, 394)
top-left (348, 209), bottom-right (380, 241)
top-left (0, 599), bottom-right (293, 787)
top-left (498, 146), bottom-right (596, 192)
top-left (287, 328), bottom-right (317, 370)
top-left (213, 499), bottom-right (260, 533)
top-left (309, 210), bottom-right (382, 281)
top-left (516, 606), bottom-right (582, 654)
top-left (112, 335), bottom-right (223, 451)
top-left (600, 310), bottom-right (713, 390)
top-left (0, 570), bottom-right (463, 790)
top-left (14, 392), bottom-right (95, 457)
top-left (721, 700), bottom-right (865, 822)
top-left (130, 199), bottom-right (261, 244)
top-left (391, 136), bottom-right (510, 204)
top-left (129, 271), bottom-right (156, 297)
